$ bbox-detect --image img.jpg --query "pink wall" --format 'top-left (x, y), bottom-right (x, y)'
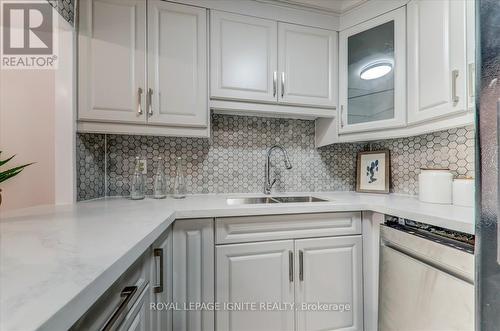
top-left (0, 15), bottom-right (75, 211)
top-left (0, 68), bottom-right (56, 210)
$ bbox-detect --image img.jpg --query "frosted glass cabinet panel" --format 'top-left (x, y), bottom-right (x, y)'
top-left (347, 21), bottom-right (394, 125)
top-left (339, 8), bottom-right (406, 134)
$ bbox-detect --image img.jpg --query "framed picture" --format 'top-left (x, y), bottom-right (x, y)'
top-left (356, 150), bottom-right (390, 193)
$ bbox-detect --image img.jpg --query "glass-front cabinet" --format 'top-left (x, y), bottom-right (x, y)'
top-left (338, 7), bottom-right (406, 134)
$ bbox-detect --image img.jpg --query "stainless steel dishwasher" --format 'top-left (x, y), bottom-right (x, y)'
top-left (378, 219), bottom-right (475, 331)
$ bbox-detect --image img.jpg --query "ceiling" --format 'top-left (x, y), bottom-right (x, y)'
top-left (271, 0), bottom-right (369, 14)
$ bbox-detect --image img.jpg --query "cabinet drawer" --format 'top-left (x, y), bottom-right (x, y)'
top-left (216, 212), bottom-right (361, 244)
top-left (71, 253), bottom-right (150, 330)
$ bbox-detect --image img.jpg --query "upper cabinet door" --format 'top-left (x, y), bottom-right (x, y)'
top-left (78, 0), bottom-right (146, 123)
top-left (465, 0), bottom-right (475, 111)
top-left (278, 23), bottom-right (338, 108)
top-left (339, 7), bottom-right (406, 134)
top-left (147, 1), bottom-right (208, 127)
top-left (210, 11), bottom-right (278, 103)
top-left (295, 236), bottom-right (363, 331)
top-left (407, 0), bottom-right (467, 124)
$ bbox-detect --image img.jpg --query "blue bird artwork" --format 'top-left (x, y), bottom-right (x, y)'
top-left (366, 160), bottom-right (379, 184)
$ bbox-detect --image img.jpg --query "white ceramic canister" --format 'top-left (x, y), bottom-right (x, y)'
top-left (453, 177), bottom-right (475, 207)
top-left (418, 168), bottom-right (453, 204)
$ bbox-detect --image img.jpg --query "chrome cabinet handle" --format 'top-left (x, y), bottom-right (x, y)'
top-left (281, 72), bottom-right (285, 98)
top-left (137, 87), bottom-right (143, 115)
top-left (147, 88), bottom-right (153, 117)
top-left (340, 105), bottom-right (345, 128)
top-left (101, 286), bottom-right (137, 331)
top-left (153, 248), bottom-right (164, 293)
top-left (273, 71), bottom-right (277, 97)
top-left (299, 250), bottom-right (304, 281)
top-left (452, 70), bottom-right (459, 105)
top-left (468, 63), bottom-right (475, 98)
top-left (289, 250), bottom-right (293, 282)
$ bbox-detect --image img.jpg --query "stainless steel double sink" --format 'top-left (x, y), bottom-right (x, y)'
top-left (226, 195), bottom-right (328, 205)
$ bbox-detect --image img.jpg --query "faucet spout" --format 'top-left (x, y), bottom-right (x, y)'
top-left (264, 145), bottom-right (293, 195)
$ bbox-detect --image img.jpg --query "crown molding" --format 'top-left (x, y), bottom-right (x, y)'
top-left (257, 0), bottom-right (369, 16)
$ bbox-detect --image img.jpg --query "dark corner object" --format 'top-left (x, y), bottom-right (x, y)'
top-left (476, 0), bottom-right (500, 330)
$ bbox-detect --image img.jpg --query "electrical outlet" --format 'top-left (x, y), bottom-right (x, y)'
top-left (138, 159), bottom-right (147, 174)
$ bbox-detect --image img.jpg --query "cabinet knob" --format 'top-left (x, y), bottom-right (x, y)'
top-left (154, 248), bottom-right (164, 293)
top-left (299, 250), bottom-right (304, 281)
top-left (273, 71), bottom-right (277, 97)
top-left (468, 64), bottom-right (475, 99)
top-left (452, 70), bottom-right (460, 105)
top-left (281, 72), bottom-right (285, 98)
top-left (137, 87), bottom-right (143, 115)
top-left (147, 88), bottom-right (154, 117)
top-left (340, 105), bottom-right (345, 128)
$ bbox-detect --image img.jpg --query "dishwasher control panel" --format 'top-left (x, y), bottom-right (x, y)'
top-left (384, 216), bottom-right (475, 254)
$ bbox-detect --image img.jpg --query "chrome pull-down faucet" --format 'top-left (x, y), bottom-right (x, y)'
top-left (264, 145), bottom-right (293, 195)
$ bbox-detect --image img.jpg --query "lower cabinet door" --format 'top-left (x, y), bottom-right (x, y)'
top-left (151, 227), bottom-right (173, 331)
top-left (216, 240), bottom-right (295, 331)
top-left (173, 219), bottom-right (214, 331)
top-left (295, 236), bottom-right (363, 331)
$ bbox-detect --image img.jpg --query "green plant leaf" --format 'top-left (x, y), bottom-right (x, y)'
top-left (0, 162), bottom-right (34, 184)
top-left (0, 169), bottom-right (23, 182)
top-left (0, 154), bottom-right (16, 167)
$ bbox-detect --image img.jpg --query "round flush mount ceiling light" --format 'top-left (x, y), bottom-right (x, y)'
top-left (360, 62), bottom-right (393, 80)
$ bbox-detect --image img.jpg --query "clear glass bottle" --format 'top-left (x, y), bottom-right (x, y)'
top-left (153, 157), bottom-right (167, 199)
top-left (173, 156), bottom-right (186, 199)
top-left (130, 156), bottom-right (145, 200)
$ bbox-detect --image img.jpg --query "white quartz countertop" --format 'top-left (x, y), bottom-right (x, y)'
top-left (0, 192), bottom-right (475, 331)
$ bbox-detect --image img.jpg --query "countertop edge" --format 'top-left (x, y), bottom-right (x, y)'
top-left (36, 213), bottom-right (176, 331)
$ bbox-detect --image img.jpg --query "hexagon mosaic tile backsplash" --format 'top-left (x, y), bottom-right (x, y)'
top-left (47, 0), bottom-right (75, 25)
top-left (76, 114), bottom-right (475, 201)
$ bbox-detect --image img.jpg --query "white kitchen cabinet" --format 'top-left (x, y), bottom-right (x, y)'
top-left (172, 219), bottom-right (214, 331)
top-left (317, 1), bottom-right (474, 146)
top-left (407, 0), bottom-right (467, 124)
top-left (278, 23), bottom-right (338, 108)
top-left (216, 240), bottom-right (295, 331)
top-left (295, 236), bottom-right (363, 331)
top-left (466, 0), bottom-right (475, 111)
top-left (210, 10), bottom-right (338, 116)
top-left (210, 11), bottom-right (278, 103)
top-left (78, 0), bottom-right (146, 124)
top-left (338, 7), bottom-right (406, 134)
top-left (78, 0), bottom-right (209, 137)
top-left (147, 0), bottom-right (208, 127)
top-left (215, 214), bottom-right (363, 331)
top-left (150, 227), bottom-right (173, 331)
